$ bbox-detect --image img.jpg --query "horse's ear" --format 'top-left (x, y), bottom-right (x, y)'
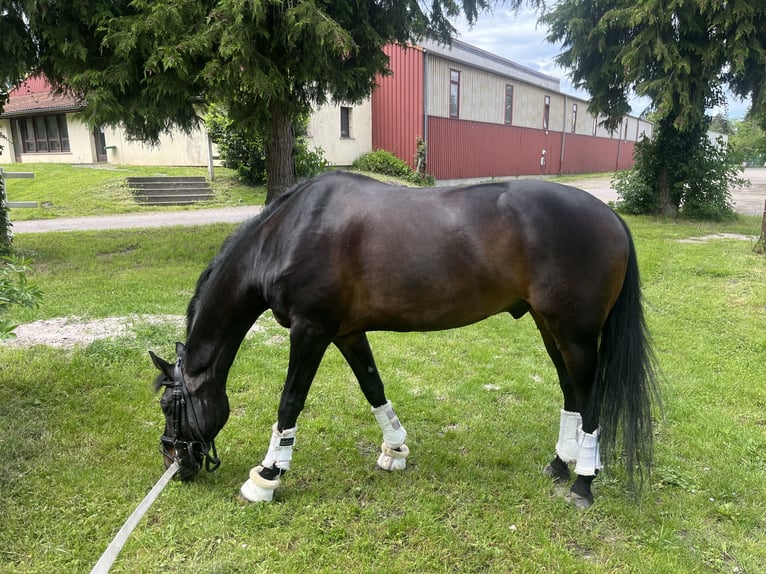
top-left (175, 342), bottom-right (186, 359)
top-left (149, 350), bottom-right (175, 380)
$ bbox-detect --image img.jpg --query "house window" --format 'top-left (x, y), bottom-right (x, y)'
top-left (449, 69), bottom-right (460, 119)
top-left (17, 115), bottom-right (70, 153)
top-left (571, 103), bottom-right (578, 133)
top-left (340, 106), bottom-right (351, 138)
top-left (504, 84), bottom-right (514, 125)
top-left (543, 95), bottom-right (551, 130)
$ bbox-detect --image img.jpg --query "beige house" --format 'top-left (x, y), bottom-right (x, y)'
top-left (0, 75), bottom-right (368, 169)
top-left (0, 76), bottom-right (214, 166)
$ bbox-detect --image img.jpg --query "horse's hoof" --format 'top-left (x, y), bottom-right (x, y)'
top-left (239, 466), bottom-right (281, 502)
top-left (544, 457), bottom-right (571, 483)
top-left (240, 478), bottom-right (276, 502)
top-left (566, 491), bottom-right (594, 510)
top-left (377, 443), bottom-right (409, 471)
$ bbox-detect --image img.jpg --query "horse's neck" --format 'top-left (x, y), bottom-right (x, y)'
top-left (184, 286), bottom-right (265, 387)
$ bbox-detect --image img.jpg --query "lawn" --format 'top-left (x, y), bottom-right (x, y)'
top-left (0, 195), bottom-right (765, 572)
top-left (1, 163), bottom-right (265, 220)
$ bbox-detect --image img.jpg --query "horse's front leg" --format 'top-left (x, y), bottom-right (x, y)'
top-left (335, 333), bottom-right (410, 471)
top-left (240, 322), bottom-right (332, 502)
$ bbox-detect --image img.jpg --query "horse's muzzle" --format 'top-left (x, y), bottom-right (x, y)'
top-left (160, 437), bottom-right (203, 481)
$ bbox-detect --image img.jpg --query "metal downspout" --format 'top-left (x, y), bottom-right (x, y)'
top-left (423, 49), bottom-right (429, 170)
top-left (559, 95), bottom-right (567, 175)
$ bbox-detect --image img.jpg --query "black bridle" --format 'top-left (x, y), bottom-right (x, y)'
top-left (159, 360), bottom-right (220, 474)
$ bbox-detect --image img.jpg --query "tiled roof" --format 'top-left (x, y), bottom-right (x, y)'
top-left (1, 75), bottom-right (83, 117)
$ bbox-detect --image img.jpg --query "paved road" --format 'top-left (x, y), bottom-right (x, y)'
top-left (11, 170), bottom-right (765, 233)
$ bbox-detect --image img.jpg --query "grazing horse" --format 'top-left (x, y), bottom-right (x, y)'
top-left (150, 170), bottom-right (658, 508)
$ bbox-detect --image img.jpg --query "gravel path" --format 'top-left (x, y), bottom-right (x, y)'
top-left (12, 205), bottom-right (264, 234)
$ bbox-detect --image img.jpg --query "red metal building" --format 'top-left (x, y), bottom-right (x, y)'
top-left (372, 41), bottom-right (650, 181)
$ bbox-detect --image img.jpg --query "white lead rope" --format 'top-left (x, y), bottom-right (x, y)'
top-left (90, 462), bottom-right (179, 574)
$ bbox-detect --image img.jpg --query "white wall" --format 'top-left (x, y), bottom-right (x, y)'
top-left (0, 120), bottom-right (12, 162)
top-left (0, 114), bottom-right (211, 166)
top-left (306, 100), bottom-right (372, 166)
top-left (102, 124), bottom-right (211, 166)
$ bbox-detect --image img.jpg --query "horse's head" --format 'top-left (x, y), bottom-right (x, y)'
top-left (149, 343), bottom-right (228, 481)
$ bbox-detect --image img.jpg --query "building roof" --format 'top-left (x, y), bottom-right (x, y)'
top-left (1, 75), bottom-right (83, 118)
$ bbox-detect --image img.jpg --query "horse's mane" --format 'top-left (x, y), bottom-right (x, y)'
top-left (184, 175), bottom-right (324, 335)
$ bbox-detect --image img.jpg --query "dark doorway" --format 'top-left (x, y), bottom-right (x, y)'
top-left (93, 126), bottom-right (107, 162)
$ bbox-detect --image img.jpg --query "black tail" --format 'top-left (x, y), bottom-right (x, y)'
top-left (590, 219), bottom-right (660, 489)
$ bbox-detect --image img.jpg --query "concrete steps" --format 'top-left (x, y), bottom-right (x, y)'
top-left (127, 176), bottom-right (214, 206)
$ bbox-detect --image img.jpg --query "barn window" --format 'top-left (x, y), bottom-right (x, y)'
top-left (504, 84), bottom-right (514, 125)
top-left (449, 69), bottom-right (460, 119)
top-left (571, 103), bottom-right (578, 133)
top-left (340, 106), bottom-right (351, 138)
top-left (543, 95), bottom-right (551, 130)
top-left (16, 115), bottom-right (70, 153)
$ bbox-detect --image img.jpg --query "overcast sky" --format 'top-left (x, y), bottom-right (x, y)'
top-left (453, 6), bottom-right (750, 120)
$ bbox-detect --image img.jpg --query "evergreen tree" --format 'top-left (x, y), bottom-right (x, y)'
top-left (544, 0), bottom-right (766, 216)
top-left (2, 0), bottom-right (524, 202)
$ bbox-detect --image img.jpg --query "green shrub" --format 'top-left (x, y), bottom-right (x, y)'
top-left (615, 127), bottom-right (744, 220)
top-left (294, 138), bottom-right (332, 179)
top-left (612, 168), bottom-right (659, 216)
top-left (352, 149), bottom-right (434, 186)
top-left (679, 136), bottom-right (745, 220)
top-left (0, 255), bottom-right (42, 339)
top-left (206, 105), bottom-right (330, 185)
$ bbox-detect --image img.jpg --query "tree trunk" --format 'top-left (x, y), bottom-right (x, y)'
top-left (264, 100), bottom-right (296, 204)
top-left (656, 168), bottom-right (678, 217)
top-left (0, 178), bottom-right (12, 254)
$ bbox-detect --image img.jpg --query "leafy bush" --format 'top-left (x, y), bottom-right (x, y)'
top-left (352, 148), bottom-right (434, 186)
top-left (612, 167), bottom-right (659, 216)
top-left (0, 255), bottom-right (43, 339)
top-left (206, 105), bottom-right (330, 185)
top-left (294, 138), bottom-right (331, 179)
top-left (679, 136), bottom-right (746, 220)
top-left (614, 124), bottom-right (744, 220)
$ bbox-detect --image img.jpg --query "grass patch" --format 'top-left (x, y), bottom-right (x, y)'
top-left (1, 214), bottom-right (765, 573)
top-left (1, 163), bottom-right (265, 220)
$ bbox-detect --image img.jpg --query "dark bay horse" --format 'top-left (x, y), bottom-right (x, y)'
top-left (150, 170), bottom-right (658, 507)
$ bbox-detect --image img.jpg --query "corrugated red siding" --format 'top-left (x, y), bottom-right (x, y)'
top-left (560, 133), bottom-right (635, 174)
top-left (427, 118), bottom-right (562, 179)
top-left (427, 117), bottom-right (634, 180)
top-left (372, 45), bottom-right (424, 169)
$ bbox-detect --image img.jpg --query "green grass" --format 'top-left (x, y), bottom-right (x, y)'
top-left (1, 211), bottom-right (765, 573)
top-left (1, 163), bottom-right (265, 220)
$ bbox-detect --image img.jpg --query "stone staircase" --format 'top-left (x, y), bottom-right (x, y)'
top-left (127, 176), bottom-right (214, 206)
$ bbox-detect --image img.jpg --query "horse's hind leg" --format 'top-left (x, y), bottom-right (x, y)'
top-left (536, 324), bottom-right (580, 482)
top-left (334, 333), bottom-right (409, 471)
top-left (240, 321), bottom-right (333, 502)
top-left (535, 318), bottom-right (601, 508)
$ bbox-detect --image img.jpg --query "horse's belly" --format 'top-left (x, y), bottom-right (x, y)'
top-left (343, 281), bottom-right (522, 334)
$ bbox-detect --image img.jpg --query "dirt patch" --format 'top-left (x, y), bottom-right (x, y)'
top-left (3, 314), bottom-right (269, 349)
top-left (678, 233), bottom-right (757, 244)
top-left (2, 315), bottom-right (185, 349)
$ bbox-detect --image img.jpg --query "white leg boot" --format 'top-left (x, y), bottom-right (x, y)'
top-left (240, 423), bottom-right (297, 502)
top-left (372, 401), bottom-right (409, 471)
top-left (556, 409), bottom-right (582, 464)
top-left (574, 426), bottom-right (603, 477)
